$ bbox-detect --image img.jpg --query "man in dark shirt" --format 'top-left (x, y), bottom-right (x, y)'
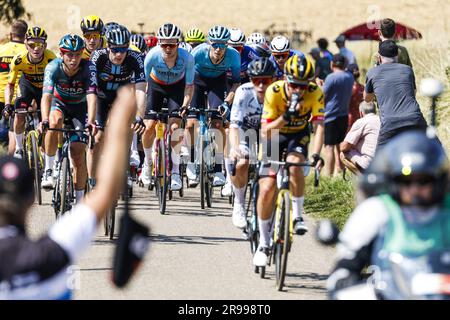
top-left (364, 40), bottom-right (427, 148)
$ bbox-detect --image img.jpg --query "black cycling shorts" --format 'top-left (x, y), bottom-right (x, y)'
top-left (324, 116), bottom-right (348, 146)
top-left (51, 98), bottom-right (88, 144)
top-left (96, 90), bottom-right (118, 130)
top-left (144, 78), bottom-right (185, 120)
top-left (15, 76), bottom-right (42, 110)
top-left (188, 73), bottom-right (229, 121)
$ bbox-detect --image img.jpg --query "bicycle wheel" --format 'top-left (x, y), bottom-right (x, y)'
top-left (59, 157), bottom-right (72, 216)
top-left (274, 191), bottom-right (291, 291)
top-left (204, 141), bottom-right (213, 208)
top-left (157, 139), bottom-right (167, 214)
top-left (30, 132), bottom-right (42, 205)
top-left (199, 138), bottom-right (206, 209)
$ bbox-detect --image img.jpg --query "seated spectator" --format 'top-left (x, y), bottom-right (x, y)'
top-left (346, 63), bottom-right (364, 131)
top-left (340, 101), bottom-right (380, 175)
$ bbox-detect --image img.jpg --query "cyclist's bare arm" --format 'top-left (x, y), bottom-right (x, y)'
top-left (4, 83), bottom-right (15, 106)
top-left (84, 84), bottom-right (135, 223)
top-left (225, 82), bottom-right (240, 104)
top-left (261, 116), bottom-right (288, 140)
top-left (135, 82), bottom-right (146, 118)
top-left (41, 93), bottom-right (53, 122)
top-left (312, 120), bottom-right (324, 155)
top-left (182, 84), bottom-right (194, 108)
top-left (87, 93), bottom-right (97, 125)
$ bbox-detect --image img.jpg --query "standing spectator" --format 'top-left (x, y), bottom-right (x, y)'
top-left (334, 34), bottom-right (357, 67)
top-left (371, 18), bottom-right (413, 68)
top-left (346, 63), bottom-right (364, 131)
top-left (323, 54), bottom-right (354, 176)
top-left (309, 47), bottom-right (332, 86)
top-left (340, 101), bottom-right (380, 175)
top-left (364, 40), bottom-right (427, 148)
top-left (317, 38), bottom-right (333, 61)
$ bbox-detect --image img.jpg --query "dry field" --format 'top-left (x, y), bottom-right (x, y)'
top-left (0, 0), bottom-right (448, 149)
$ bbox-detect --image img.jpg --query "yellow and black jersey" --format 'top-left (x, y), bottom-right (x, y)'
top-left (0, 41), bottom-right (26, 102)
top-left (8, 49), bottom-right (57, 88)
top-left (261, 80), bottom-right (324, 134)
top-left (82, 36), bottom-right (107, 60)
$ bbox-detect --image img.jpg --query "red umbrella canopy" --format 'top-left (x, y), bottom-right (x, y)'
top-left (341, 21), bottom-right (422, 41)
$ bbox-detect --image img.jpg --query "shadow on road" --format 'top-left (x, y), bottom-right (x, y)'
top-left (150, 233), bottom-right (247, 246)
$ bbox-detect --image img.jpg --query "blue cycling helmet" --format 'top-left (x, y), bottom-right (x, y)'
top-left (106, 24), bottom-right (131, 46)
top-left (59, 34), bottom-right (85, 52)
top-left (208, 25), bottom-right (230, 42)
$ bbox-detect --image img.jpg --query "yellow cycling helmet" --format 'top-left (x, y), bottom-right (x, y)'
top-left (284, 54), bottom-right (315, 84)
top-left (25, 26), bottom-right (47, 41)
top-left (185, 28), bottom-right (205, 43)
top-left (80, 15), bottom-right (104, 34)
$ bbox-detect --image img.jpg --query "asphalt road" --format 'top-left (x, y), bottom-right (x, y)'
top-left (27, 183), bottom-right (336, 300)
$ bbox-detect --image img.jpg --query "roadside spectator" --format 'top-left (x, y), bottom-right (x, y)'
top-left (317, 38), bottom-right (333, 61)
top-left (371, 18), bottom-right (413, 68)
top-left (334, 34), bottom-right (357, 68)
top-left (365, 40), bottom-right (427, 148)
top-left (309, 47), bottom-right (332, 86)
top-left (346, 63), bottom-right (364, 131)
top-left (340, 101), bottom-right (380, 175)
top-left (323, 54), bottom-right (354, 176)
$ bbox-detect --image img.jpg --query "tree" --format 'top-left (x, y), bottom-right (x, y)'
top-left (0, 0), bottom-right (31, 24)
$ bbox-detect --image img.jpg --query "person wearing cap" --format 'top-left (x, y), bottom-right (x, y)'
top-left (334, 34), bottom-right (357, 68)
top-left (346, 63), bottom-right (364, 131)
top-left (370, 18), bottom-right (413, 68)
top-left (0, 84), bottom-right (137, 300)
top-left (364, 40), bottom-right (427, 148)
top-left (322, 53), bottom-right (354, 177)
top-left (309, 47), bottom-right (332, 85)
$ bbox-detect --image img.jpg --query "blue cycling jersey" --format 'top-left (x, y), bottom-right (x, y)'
top-left (240, 45), bottom-right (259, 73)
top-left (270, 49), bottom-right (305, 80)
top-left (144, 46), bottom-right (195, 85)
top-left (43, 58), bottom-right (97, 104)
top-left (191, 43), bottom-right (241, 83)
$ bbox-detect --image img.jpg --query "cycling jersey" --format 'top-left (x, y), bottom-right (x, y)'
top-left (191, 43), bottom-right (241, 83)
top-left (82, 36), bottom-right (107, 60)
top-left (90, 48), bottom-right (145, 93)
top-left (0, 41), bottom-right (25, 103)
top-left (144, 46), bottom-right (195, 85)
top-left (227, 45), bottom-right (259, 82)
top-left (8, 49), bottom-right (57, 88)
top-left (0, 204), bottom-right (97, 300)
top-left (43, 58), bottom-right (97, 104)
top-left (262, 80), bottom-right (324, 134)
top-left (230, 82), bottom-right (263, 131)
top-left (270, 49), bottom-right (305, 80)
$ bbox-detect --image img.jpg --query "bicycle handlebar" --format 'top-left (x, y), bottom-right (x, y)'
top-left (265, 160), bottom-right (321, 188)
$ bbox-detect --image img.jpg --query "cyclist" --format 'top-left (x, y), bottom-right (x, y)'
top-left (80, 15), bottom-right (106, 60)
top-left (40, 35), bottom-right (97, 204)
top-left (0, 84), bottom-right (138, 300)
top-left (327, 131), bottom-right (450, 299)
top-left (227, 28), bottom-right (259, 84)
top-left (228, 58), bottom-right (275, 228)
top-left (185, 27), bottom-right (206, 49)
top-left (269, 35), bottom-right (304, 80)
top-left (254, 54), bottom-right (324, 267)
top-left (0, 20), bottom-right (27, 155)
top-left (88, 24), bottom-right (146, 188)
top-left (130, 34), bottom-right (148, 54)
top-left (246, 32), bottom-right (267, 45)
top-left (185, 25), bottom-right (241, 187)
top-left (3, 26), bottom-right (56, 159)
top-left (144, 35), bottom-right (158, 52)
top-left (139, 23), bottom-right (194, 191)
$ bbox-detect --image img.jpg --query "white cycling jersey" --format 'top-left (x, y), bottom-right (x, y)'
top-left (230, 82), bottom-right (263, 131)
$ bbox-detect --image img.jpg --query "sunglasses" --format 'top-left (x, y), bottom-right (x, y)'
top-left (251, 77), bottom-right (273, 86)
top-left (395, 176), bottom-right (435, 186)
top-left (84, 33), bottom-right (101, 40)
top-left (272, 52), bottom-right (289, 60)
top-left (288, 81), bottom-right (309, 90)
top-left (27, 42), bottom-right (45, 49)
top-left (211, 42), bottom-right (227, 49)
top-left (160, 43), bottom-right (178, 49)
top-left (109, 46), bottom-right (128, 53)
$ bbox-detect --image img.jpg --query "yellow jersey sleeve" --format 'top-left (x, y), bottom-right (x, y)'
top-left (7, 52), bottom-right (24, 85)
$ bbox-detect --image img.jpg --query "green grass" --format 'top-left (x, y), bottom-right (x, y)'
top-left (304, 174), bottom-right (357, 230)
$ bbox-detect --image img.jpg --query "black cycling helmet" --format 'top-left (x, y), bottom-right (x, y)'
top-left (0, 156), bottom-right (34, 202)
top-left (130, 34), bottom-right (147, 53)
top-left (247, 57), bottom-right (275, 77)
top-left (368, 130), bottom-right (449, 206)
top-left (106, 24), bottom-right (131, 46)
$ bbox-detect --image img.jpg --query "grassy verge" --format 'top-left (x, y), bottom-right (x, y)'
top-left (304, 174), bottom-right (358, 230)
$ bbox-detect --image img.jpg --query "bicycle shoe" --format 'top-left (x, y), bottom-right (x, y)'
top-left (293, 217), bottom-right (308, 235)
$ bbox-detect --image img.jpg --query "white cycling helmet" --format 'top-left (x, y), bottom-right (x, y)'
top-left (270, 35), bottom-right (290, 53)
top-left (157, 23), bottom-right (182, 40)
top-left (228, 28), bottom-right (246, 46)
top-left (246, 32), bottom-right (266, 45)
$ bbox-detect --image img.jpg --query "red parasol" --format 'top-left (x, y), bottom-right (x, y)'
top-left (341, 21), bottom-right (422, 41)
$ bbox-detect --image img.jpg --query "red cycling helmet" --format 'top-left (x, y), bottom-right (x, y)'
top-left (145, 35), bottom-right (158, 48)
